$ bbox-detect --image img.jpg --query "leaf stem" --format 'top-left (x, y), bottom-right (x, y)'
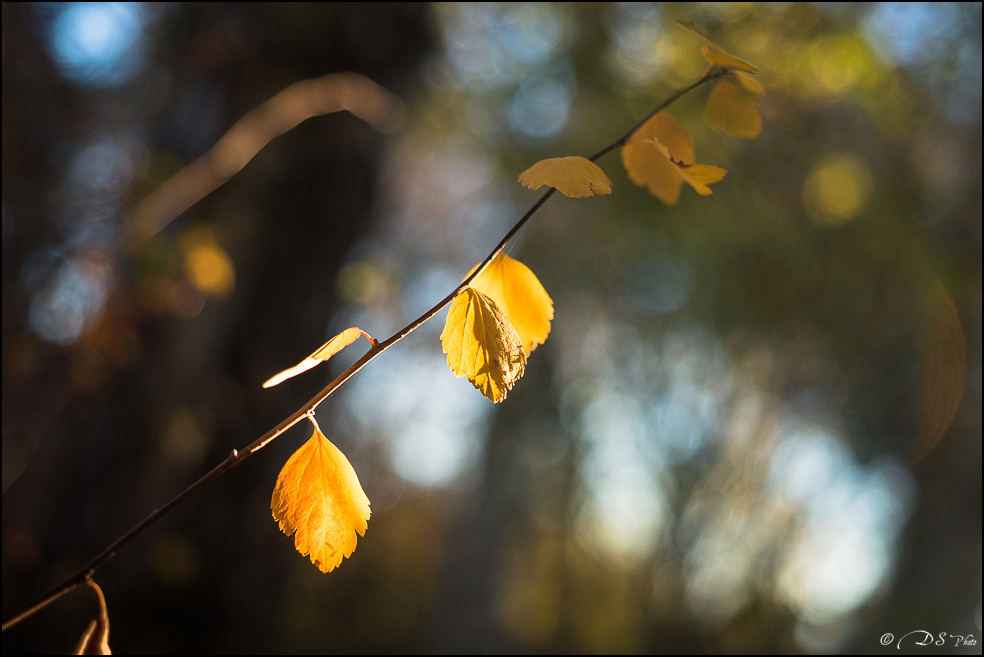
top-left (1, 68), bottom-right (724, 633)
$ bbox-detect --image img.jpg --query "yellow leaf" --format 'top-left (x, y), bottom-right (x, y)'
top-left (622, 139), bottom-right (688, 205)
top-left (311, 327), bottom-right (365, 359)
top-left (441, 286), bottom-right (527, 403)
top-left (676, 23), bottom-right (764, 140)
top-left (735, 70), bottom-right (765, 96)
top-left (678, 163), bottom-right (728, 196)
top-left (263, 327), bottom-right (368, 388)
top-left (271, 420), bottom-right (370, 573)
top-left (73, 580), bottom-right (111, 655)
top-left (622, 114), bottom-right (726, 205)
top-left (677, 22), bottom-right (759, 73)
top-left (518, 156), bottom-right (613, 198)
top-left (629, 112), bottom-right (694, 164)
top-left (705, 78), bottom-right (763, 139)
top-left (701, 45), bottom-right (759, 73)
top-left (676, 21), bottom-right (717, 47)
top-left (466, 252), bottom-right (554, 354)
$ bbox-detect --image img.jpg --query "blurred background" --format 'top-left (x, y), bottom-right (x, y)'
top-left (2, 3), bottom-right (980, 654)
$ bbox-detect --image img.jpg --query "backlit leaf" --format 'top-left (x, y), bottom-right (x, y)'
top-left (705, 78), bottom-right (763, 139)
top-left (622, 113), bottom-right (726, 205)
top-left (518, 156), bottom-right (613, 198)
top-left (441, 286), bottom-right (526, 403)
top-left (311, 327), bottom-right (365, 360)
top-left (263, 327), bottom-right (368, 388)
top-left (271, 420), bottom-right (370, 573)
top-left (467, 252), bottom-right (554, 354)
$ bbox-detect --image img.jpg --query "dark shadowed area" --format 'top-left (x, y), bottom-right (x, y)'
top-left (2, 3), bottom-right (981, 654)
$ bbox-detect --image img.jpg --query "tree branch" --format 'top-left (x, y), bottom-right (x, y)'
top-left (1, 68), bottom-right (724, 633)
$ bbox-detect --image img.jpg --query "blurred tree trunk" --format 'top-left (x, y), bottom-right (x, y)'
top-left (1, 4), bottom-right (431, 653)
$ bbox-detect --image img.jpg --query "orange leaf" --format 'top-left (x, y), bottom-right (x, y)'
top-left (705, 78), bottom-right (763, 139)
top-left (271, 419), bottom-right (370, 573)
top-left (466, 252), bottom-right (554, 354)
top-left (263, 327), bottom-right (368, 388)
top-left (518, 156), bottom-right (613, 198)
top-left (441, 286), bottom-right (526, 402)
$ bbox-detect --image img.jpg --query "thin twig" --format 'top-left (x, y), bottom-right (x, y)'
top-left (1, 68), bottom-right (723, 633)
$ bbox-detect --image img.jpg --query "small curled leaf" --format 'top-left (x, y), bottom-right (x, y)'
top-left (271, 419), bottom-right (371, 573)
top-left (519, 156), bottom-right (613, 198)
top-left (73, 580), bottom-right (111, 655)
top-left (677, 163), bottom-right (728, 196)
top-left (441, 287), bottom-right (526, 403)
top-left (263, 327), bottom-right (369, 388)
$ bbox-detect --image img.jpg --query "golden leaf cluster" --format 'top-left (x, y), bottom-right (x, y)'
top-left (514, 29), bottom-right (761, 207)
top-left (264, 32), bottom-right (764, 575)
top-left (440, 252), bottom-right (555, 402)
top-left (271, 418), bottom-right (371, 573)
top-left (693, 25), bottom-right (765, 140)
top-left (622, 112), bottom-right (728, 205)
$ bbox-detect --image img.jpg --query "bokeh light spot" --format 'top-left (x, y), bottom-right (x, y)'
top-left (337, 261), bottom-right (389, 305)
top-left (184, 244), bottom-right (235, 297)
top-left (509, 79), bottom-right (574, 139)
top-left (28, 255), bottom-right (111, 345)
top-left (48, 2), bottom-right (147, 86)
top-left (808, 35), bottom-right (871, 95)
top-left (803, 153), bottom-right (873, 226)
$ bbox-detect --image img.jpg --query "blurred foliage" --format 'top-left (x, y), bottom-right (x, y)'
top-left (2, 3), bottom-right (981, 654)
